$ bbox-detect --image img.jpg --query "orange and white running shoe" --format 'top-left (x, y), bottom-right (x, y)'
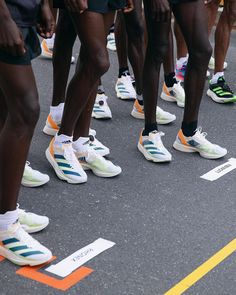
top-left (131, 99), bottom-right (176, 124)
top-left (160, 82), bottom-right (185, 108)
top-left (43, 114), bottom-right (60, 136)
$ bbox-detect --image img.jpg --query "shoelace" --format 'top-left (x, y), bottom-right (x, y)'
top-left (14, 224), bottom-right (38, 248)
top-left (218, 80), bottom-right (233, 94)
top-left (150, 131), bottom-right (165, 147)
top-left (63, 144), bottom-right (80, 169)
top-left (194, 127), bottom-right (212, 145)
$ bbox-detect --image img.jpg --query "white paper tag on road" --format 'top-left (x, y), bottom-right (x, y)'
top-left (200, 158), bottom-right (236, 181)
top-left (46, 238), bottom-right (115, 278)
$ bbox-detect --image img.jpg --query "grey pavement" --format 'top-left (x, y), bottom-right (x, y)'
top-left (1, 30), bottom-right (236, 295)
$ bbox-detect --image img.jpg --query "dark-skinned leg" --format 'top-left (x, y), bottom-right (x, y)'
top-left (172, 1), bottom-right (227, 159)
top-left (0, 63), bottom-right (39, 213)
top-left (73, 12), bottom-right (115, 141)
top-left (123, 0), bottom-right (145, 96)
top-left (161, 28), bottom-right (185, 108)
top-left (173, 1), bottom-right (212, 126)
top-left (115, 12), bottom-right (137, 100)
top-left (207, 0), bottom-right (236, 103)
top-left (137, 0), bottom-right (172, 163)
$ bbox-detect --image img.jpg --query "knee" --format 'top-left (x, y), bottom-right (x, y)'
top-left (189, 42), bottom-right (212, 67)
top-left (10, 92), bottom-right (40, 132)
top-left (148, 42), bottom-right (169, 65)
top-left (90, 51), bottom-right (110, 76)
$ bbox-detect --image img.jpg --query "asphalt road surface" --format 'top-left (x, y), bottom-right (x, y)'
top-left (1, 30), bottom-right (236, 295)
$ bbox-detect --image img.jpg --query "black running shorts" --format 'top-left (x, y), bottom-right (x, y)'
top-left (53, 0), bottom-right (127, 13)
top-left (0, 27), bottom-right (41, 65)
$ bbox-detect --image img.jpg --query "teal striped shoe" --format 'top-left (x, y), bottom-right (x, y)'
top-left (46, 138), bottom-right (87, 184)
top-left (115, 73), bottom-right (137, 100)
top-left (0, 222), bottom-right (52, 266)
top-left (92, 94), bottom-right (112, 119)
top-left (138, 130), bottom-right (172, 163)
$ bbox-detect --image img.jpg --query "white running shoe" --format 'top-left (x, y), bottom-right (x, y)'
top-left (173, 128), bottom-right (227, 159)
top-left (138, 130), bottom-right (172, 162)
top-left (76, 149), bottom-right (122, 178)
top-left (160, 82), bottom-right (185, 108)
top-left (46, 138), bottom-right (87, 184)
top-left (92, 94), bottom-right (112, 119)
top-left (22, 162), bottom-right (50, 187)
top-left (208, 56), bottom-right (227, 70)
top-left (41, 39), bottom-right (75, 64)
top-left (0, 222), bottom-right (52, 266)
top-left (89, 129), bottom-right (110, 157)
top-left (107, 32), bottom-right (116, 51)
top-left (131, 99), bottom-right (176, 124)
top-left (115, 74), bottom-right (137, 100)
top-left (18, 207), bottom-right (49, 234)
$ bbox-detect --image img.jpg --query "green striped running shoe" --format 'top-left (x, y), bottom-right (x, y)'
top-left (0, 222), bottom-right (52, 266)
top-left (138, 130), bottom-right (172, 163)
top-left (207, 77), bottom-right (236, 103)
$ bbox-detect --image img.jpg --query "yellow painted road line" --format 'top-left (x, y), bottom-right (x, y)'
top-left (164, 239), bottom-right (236, 295)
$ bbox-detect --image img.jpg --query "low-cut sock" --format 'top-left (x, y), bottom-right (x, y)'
top-left (73, 137), bottom-right (90, 154)
top-left (0, 209), bottom-right (18, 231)
top-left (164, 72), bottom-right (178, 88)
top-left (137, 94), bottom-right (143, 106)
top-left (119, 67), bottom-right (130, 78)
top-left (50, 103), bottom-right (64, 122)
top-left (176, 56), bottom-right (188, 68)
top-left (45, 33), bottom-right (55, 48)
top-left (109, 24), bottom-right (115, 34)
top-left (55, 133), bottom-right (73, 145)
top-left (211, 72), bottom-right (224, 84)
top-left (181, 121), bottom-right (198, 137)
top-left (97, 84), bottom-right (105, 95)
top-left (142, 123), bottom-right (158, 136)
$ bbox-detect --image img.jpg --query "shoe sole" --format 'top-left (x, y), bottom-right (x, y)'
top-left (43, 125), bottom-right (58, 136)
top-left (207, 89), bottom-right (236, 104)
top-left (131, 109), bottom-right (176, 125)
top-left (173, 141), bottom-right (227, 159)
top-left (45, 148), bottom-right (87, 184)
top-left (22, 220), bottom-right (49, 234)
top-left (138, 143), bottom-right (172, 163)
top-left (92, 112), bottom-right (112, 120)
top-left (21, 177), bottom-right (50, 188)
top-left (0, 246), bottom-right (52, 266)
top-left (160, 92), bottom-right (185, 108)
top-left (40, 51), bottom-right (52, 59)
top-left (81, 163), bottom-right (122, 178)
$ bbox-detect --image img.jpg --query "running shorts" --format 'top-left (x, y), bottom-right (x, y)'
top-left (53, 0), bottom-right (127, 13)
top-left (0, 27), bottom-right (41, 65)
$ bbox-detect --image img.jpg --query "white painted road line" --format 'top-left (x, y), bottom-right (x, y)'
top-left (200, 158), bottom-right (236, 181)
top-left (46, 238), bottom-right (115, 278)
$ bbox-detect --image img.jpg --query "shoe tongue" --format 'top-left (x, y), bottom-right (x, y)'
top-left (149, 130), bottom-right (160, 141)
top-left (218, 76), bottom-right (225, 83)
top-left (122, 70), bottom-right (130, 77)
top-left (62, 140), bottom-right (72, 145)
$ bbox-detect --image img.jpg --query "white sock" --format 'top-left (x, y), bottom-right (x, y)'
top-left (176, 56), bottom-right (188, 68)
top-left (0, 209), bottom-right (18, 231)
top-left (45, 34), bottom-right (55, 48)
top-left (50, 103), bottom-right (64, 122)
top-left (73, 137), bottom-right (90, 154)
top-left (55, 133), bottom-right (73, 145)
top-left (211, 72), bottom-right (224, 84)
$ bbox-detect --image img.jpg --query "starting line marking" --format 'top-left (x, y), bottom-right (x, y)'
top-left (16, 256), bottom-right (93, 291)
top-left (46, 238), bottom-right (115, 278)
top-left (200, 158), bottom-right (236, 181)
top-left (164, 238), bottom-right (236, 295)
